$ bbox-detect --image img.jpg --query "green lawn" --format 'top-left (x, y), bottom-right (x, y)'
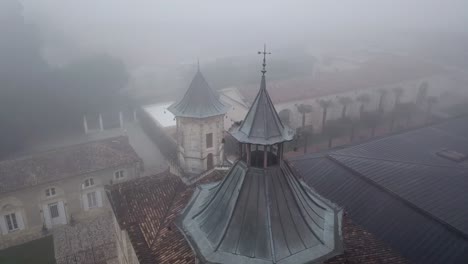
top-left (0, 236), bottom-right (55, 264)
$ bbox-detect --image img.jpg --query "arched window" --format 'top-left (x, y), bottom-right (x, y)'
top-left (0, 199), bottom-right (25, 234)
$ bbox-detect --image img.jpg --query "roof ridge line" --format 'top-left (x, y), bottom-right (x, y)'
top-left (326, 154), bottom-right (468, 241)
top-left (330, 153), bottom-right (468, 170)
top-left (149, 178), bottom-right (186, 249)
top-left (263, 167), bottom-right (276, 261)
top-left (0, 135), bottom-right (128, 164)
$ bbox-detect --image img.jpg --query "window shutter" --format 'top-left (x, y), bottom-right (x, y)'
top-left (82, 194), bottom-right (89, 211)
top-left (16, 211), bottom-right (24, 230)
top-left (57, 201), bottom-right (67, 225)
top-left (43, 204), bottom-right (52, 229)
top-left (0, 216), bottom-right (8, 235)
top-left (96, 190), bottom-right (103, 208)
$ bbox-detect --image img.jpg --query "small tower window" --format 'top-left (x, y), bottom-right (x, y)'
top-left (206, 133), bottom-right (213, 148)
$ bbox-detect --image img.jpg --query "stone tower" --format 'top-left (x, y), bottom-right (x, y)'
top-left (168, 69), bottom-right (229, 175)
top-left (178, 47), bottom-right (343, 264)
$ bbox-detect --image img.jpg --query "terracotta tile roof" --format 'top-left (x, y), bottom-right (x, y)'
top-left (238, 55), bottom-right (443, 104)
top-left (0, 136), bottom-right (141, 193)
top-left (109, 169), bottom-right (408, 264)
top-left (326, 214), bottom-right (408, 264)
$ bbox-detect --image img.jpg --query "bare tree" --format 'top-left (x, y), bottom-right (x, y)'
top-left (392, 87), bottom-right (404, 110)
top-left (338, 96), bottom-right (353, 118)
top-left (425, 96), bottom-right (438, 124)
top-left (376, 89), bottom-right (387, 112)
top-left (296, 104), bottom-right (313, 154)
top-left (296, 104), bottom-right (313, 128)
top-left (416, 82), bottom-right (429, 105)
top-left (356, 93), bottom-right (371, 120)
top-left (317, 99), bottom-right (333, 133)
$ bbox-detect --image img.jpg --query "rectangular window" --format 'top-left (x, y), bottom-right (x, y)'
top-left (49, 203), bottom-right (59, 218)
top-left (84, 178), bottom-right (94, 187)
top-left (87, 192), bottom-right (97, 208)
top-left (206, 133), bottom-right (213, 148)
top-left (5, 213), bottom-right (18, 232)
top-left (46, 187), bottom-right (56, 197)
top-left (114, 170), bottom-right (125, 180)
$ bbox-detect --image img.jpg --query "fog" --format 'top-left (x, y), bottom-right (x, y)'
top-left (20, 0), bottom-right (468, 66)
top-left (2, 2), bottom-right (468, 262)
top-left (1, 0), bottom-right (468, 156)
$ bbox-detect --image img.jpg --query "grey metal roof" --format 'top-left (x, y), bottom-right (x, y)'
top-left (330, 154), bottom-right (468, 236)
top-left (229, 75), bottom-right (294, 145)
top-left (178, 161), bottom-right (343, 264)
top-left (290, 117), bottom-right (468, 264)
top-left (333, 123), bottom-right (468, 167)
top-left (168, 70), bottom-right (228, 118)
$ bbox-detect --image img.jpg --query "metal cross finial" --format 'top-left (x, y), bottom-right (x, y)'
top-left (258, 44), bottom-right (271, 76)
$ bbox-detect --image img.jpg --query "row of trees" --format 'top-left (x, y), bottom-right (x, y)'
top-left (294, 83), bottom-right (439, 153)
top-left (0, 1), bottom-right (132, 157)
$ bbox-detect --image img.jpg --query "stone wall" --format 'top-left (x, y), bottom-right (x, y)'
top-left (178, 115), bottom-right (224, 174)
top-left (0, 163), bottom-right (140, 249)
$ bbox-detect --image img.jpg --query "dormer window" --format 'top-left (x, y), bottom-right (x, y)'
top-left (114, 170), bottom-right (126, 180)
top-left (5, 213), bottom-right (19, 232)
top-left (83, 178), bottom-right (95, 188)
top-left (45, 187), bottom-right (56, 197)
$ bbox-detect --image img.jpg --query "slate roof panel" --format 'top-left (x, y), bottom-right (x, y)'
top-left (290, 118), bottom-right (468, 264)
top-left (109, 168), bottom-right (409, 264)
top-left (168, 71), bottom-right (228, 118)
top-left (179, 160), bottom-right (343, 264)
top-left (229, 75), bottom-right (294, 145)
top-left (333, 119), bottom-right (468, 167)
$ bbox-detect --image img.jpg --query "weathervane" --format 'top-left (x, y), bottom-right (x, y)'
top-left (258, 44), bottom-right (271, 76)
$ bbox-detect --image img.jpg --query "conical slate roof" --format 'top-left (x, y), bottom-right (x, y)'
top-left (178, 161), bottom-right (343, 264)
top-left (168, 70), bottom-right (228, 118)
top-left (229, 75), bottom-right (294, 145)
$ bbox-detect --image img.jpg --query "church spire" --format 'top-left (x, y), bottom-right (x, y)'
top-left (229, 45), bottom-right (294, 145)
top-left (178, 47), bottom-right (343, 264)
top-left (167, 66), bottom-right (228, 119)
top-left (258, 44), bottom-right (271, 76)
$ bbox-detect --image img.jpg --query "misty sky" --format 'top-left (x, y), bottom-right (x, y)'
top-left (19, 0), bottom-right (468, 68)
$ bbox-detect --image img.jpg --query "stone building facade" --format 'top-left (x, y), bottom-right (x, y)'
top-left (0, 135), bottom-right (142, 259)
top-left (176, 115), bottom-right (225, 174)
